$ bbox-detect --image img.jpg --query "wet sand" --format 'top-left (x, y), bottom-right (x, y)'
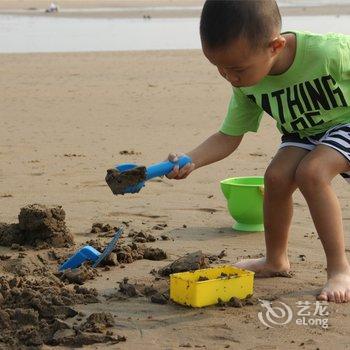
top-left (0, 1), bottom-right (350, 348)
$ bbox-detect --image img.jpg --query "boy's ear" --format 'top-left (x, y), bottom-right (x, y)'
top-left (269, 35), bottom-right (286, 55)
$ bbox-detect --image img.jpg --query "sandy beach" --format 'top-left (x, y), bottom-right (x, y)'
top-left (0, 2), bottom-right (350, 349)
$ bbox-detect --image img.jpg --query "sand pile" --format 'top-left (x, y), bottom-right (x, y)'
top-left (0, 206), bottom-right (129, 348)
top-left (0, 275), bottom-right (126, 348)
top-left (0, 204), bottom-right (74, 248)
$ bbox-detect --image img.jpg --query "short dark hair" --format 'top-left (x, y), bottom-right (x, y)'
top-left (200, 0), bottom-right (282, 50)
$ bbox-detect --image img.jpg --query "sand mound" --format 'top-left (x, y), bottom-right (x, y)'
top-left (0, 275), bottom-right (107, 348)
top-left (0, 275), bottom-right (126, 348)
top-left (0, 204), bottom-right (74, 248)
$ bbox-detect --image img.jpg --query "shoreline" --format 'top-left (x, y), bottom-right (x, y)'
top-left (0, 1), bottom-right (349, 18)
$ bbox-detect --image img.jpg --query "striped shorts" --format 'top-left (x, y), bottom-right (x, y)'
top-left (280, 123), bottom-right (350, 183)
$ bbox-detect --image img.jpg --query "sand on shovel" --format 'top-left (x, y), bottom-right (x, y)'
top-left (105, 166), bottom-right (146, 195)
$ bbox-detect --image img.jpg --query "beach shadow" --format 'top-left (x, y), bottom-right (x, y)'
top-left (280, 288), bottom-right (322, 300)
top-left (169, 226), bottom-right (262, 241)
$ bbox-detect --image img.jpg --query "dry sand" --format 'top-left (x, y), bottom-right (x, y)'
top-left (1, 3), bottom-right (350, 349)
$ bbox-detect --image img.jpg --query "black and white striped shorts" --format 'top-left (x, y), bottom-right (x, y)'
top-left (280, 123), bottom-right (350, 183)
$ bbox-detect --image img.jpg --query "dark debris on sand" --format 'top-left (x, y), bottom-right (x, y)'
top-left (128, 229), bottom-right (156, 243)
top-left (158, 250), bottom-right (210, 276)
top-left (117, 277), bottom-right (170, 304)
top-left (58, 264), bottom-right (99, 285)
top-left (217, 296), bottom-right (258, 308)
top-left (86, 239), bottom-right (167, 265)
top-left (79, 312), bottom-right (115, 333)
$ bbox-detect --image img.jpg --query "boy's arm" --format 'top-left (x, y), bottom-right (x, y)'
top-left (168, 87), bottom-right (262, 179)
top-left (167, 131), bottom-right (243, 179)
top-left (188, 131), bottom-right (243, 169)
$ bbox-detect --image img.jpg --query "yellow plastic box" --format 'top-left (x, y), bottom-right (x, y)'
top-left (170, 265), bottom-right (254, 307)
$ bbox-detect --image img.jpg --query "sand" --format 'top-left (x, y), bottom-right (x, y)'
top-left (0, 3), bottom-right (350, 349)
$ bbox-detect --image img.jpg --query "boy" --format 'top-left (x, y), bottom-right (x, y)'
top-left (166, 0), bottom-right (350, 303)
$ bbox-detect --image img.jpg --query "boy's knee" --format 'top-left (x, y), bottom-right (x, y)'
top-left (295, 160), bottom-right (329, 190)
top-left (264, 165), bottom-right (294, 192)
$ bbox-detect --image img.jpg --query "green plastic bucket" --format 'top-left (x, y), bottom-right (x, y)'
top-left (220, 176), bottom-right (264, 232)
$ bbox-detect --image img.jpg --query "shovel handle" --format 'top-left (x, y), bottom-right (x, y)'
top-left (146, 155), bottom-right (192, 180)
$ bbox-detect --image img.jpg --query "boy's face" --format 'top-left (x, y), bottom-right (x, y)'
top-left (202, 35), bottom-right (283, 88)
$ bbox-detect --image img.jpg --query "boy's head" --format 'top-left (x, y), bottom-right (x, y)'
top-left (200, 0), bottom-right (284, 87)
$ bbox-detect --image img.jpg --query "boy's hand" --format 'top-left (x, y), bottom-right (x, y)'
top-left (166, 152), bottom-right (195, 180)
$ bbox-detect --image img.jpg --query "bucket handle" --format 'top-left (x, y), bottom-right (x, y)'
top-left (258, 186), bottom-right (265, 195)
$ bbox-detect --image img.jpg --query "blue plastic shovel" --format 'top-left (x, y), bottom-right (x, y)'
top-left (105, 155), bottom-right (192, 195)
top-left (59, 226), bottom-right (123, 271)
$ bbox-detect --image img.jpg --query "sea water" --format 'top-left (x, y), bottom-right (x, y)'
top-left (0, 14), bottom-right (349, 53)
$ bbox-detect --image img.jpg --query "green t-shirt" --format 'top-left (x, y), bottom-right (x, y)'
top-left (220, 31), bottom-right (350, 138)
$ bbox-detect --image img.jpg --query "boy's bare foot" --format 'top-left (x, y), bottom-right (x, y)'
top-left (234, 257), bottom-right (291, 277)
top-left (317, 271), bottom-right (350, 303)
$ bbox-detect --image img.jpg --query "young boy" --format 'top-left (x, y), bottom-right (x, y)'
top-left (166, 0), bottom-right (350, 303)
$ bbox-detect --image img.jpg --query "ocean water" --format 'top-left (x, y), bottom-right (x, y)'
top-left (0, 14), bottom-right (349, 53)
top-left (278, 0), bottom-right (350, 6)
top-left (6, 1), bottom-right (349, 14)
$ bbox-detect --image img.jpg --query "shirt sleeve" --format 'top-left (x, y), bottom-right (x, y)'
top-left (219, 87), bottom-right (264, 136)
top-left (339, 34), bottom-right (350, 81)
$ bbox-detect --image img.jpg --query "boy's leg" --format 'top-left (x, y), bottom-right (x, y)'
top-left (295, 145), bottom-right (350, 303)
top-left (235, 147), bottom-right (309, 276)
